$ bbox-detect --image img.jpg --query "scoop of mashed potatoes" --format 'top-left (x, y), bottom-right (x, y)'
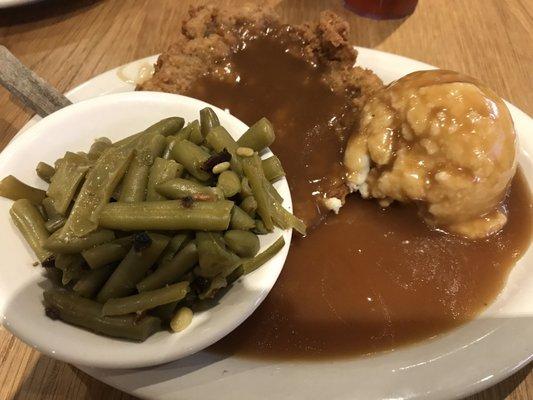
top-left (344, 70), bottom-right (517, 239)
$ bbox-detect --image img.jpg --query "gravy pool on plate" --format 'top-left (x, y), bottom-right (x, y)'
top-left (140, 4), bottom-right (532, 359)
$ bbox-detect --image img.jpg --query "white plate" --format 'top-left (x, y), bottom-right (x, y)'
top-left (0, 91), bottom-right (292, 369)
top-left (0, 0), bottom-right (42, 8)
top-left (18, 48), bottom-right (533, 399)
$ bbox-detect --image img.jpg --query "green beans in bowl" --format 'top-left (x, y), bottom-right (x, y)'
top-left (0, 92), bottom-right (300, 368)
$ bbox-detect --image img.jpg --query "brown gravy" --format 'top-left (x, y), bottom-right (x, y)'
top-left (186, 35), bottom-right (532, 359)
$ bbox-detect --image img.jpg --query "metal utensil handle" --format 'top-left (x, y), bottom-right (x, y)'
top-left (0, 45), bottom-right (72, 117)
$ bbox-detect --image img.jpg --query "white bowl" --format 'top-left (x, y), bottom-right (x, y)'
top-left (0, 91), bottom-right (293, 369)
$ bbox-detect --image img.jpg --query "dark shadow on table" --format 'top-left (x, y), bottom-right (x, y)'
top-left (0, 0), bottom-right (100, 28)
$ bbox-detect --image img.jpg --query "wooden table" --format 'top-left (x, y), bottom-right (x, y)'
top-left (0, 0), bottom-right (531, 398)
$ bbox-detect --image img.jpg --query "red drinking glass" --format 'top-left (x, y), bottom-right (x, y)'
top-left (345, 0), bottom-right (418, 19)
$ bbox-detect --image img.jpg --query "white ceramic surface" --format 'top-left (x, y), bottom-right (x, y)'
top-left (0, 0), bottom-right (42, 8)
top-left (13, 48), bottom-right (533, 399)
top-left (0, 91), bottom-right (293, 369)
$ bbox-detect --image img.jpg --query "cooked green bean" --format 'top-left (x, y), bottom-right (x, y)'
top-left (102, 281), bottom-right (190, 316)
top-left (119, 134), bottom-right (166, 203)
top-left (146, 157), bottom-right (180, 201)
top-left (152, 301), bottom-right (179, 322)
top-left (253, 219), bottom-right (269, 235)
top-left (59, 145), bottom-right (134, 237)
top-left (240, 196), bottom-right (257, 217)
top-left (240, 154), bottom-right (273, 231)
top-left (81, 236), bottom-right (133, 269)
top-left (73, 264), bottom-right (115, 298)
top-left (157, 233), bottom-right (192, 265)
top-left (217, 170), bottom-right (241, 198)
top-left (99, 200), bottom-right (233, 231)
top-left (36, 162), bottom-right (55, 183)
top-left (224, 230), bottom-right (260, 258)
top-left (42, 197), bottom-right (61, 220)
top-left (230, 205), bottom-right (256, 230)
top-left (188, 120), bottom-right (203, 145)
top-left (170, 306), bottom-right (193, 332)
top-left (0, 175), bottom-right (46, 204)
top-left (205, 126), bottom-right (242, 175)
top-left (137, 242), bottom-right (198, 292)
top-left (96, 233), bottom-right (169, 303)
top-left (198, 274), bottom-right (227, 300)
top-left (262, 155), bottom-right (285, 182)
top-left (237, 118), bottom-right (275, 152)
top-left (88, 137), bottom-right (113, 161)
top-left (45, 217), bottom-right (65, 233)
top-left (240, 177), bottom-right (253, 197)
top-left (44, 229), bottom-right (115, 254)
top-left (114, 117), bottom-right (184, 148)
top-left (226, 265), bottom-right (244, 284)
top-left (55, 253), bottom-right (85, 285)
top-left (200, 107), bottom-right (220, 137)
top-left (10, 199), bottom-right (52, 262)
top-left (269, 197), bottom-right (307, 235)
top-left (196, 232), bottom-right (240, 278)
top-left (156, 177), bottom-right (219, 201)
top-left (44, 290), bottom-right (161, 341)
top-left (171, 140), bottom-right (211, 181)
top-left (47, 152), bottom-right (92, 215)
top-left (242, 236), bottom-right (285, 274)
top-left (263, 176), bottom-right (284, 203)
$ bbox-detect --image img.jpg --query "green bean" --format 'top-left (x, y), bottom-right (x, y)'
top-left (114, 117), bottom-right (185, 148)
top-left (237, 118), bottom-right (275, 152)
top-left (242, 236), bottom-right (285, 274)
top-left (157, 233), bottom-right (192, 265)
top-left (47, 152), bottom-right (92, 215)
top-left (55, 254), bottom-right (85, 285)
top-left (73, 264), bottom-right (115, 298)
top-left (146, 157), bottom-right (180, 201)
top-left (88, 137), bottom-right (113, 161)
top-left (102, 281), bottom-right (190, 316)
top-left (240, 177), bottom-right (253, 197)
top-left (262, 155), bottom-right (285, 182)
top-left (170, 306), bottom-right (193, 332)
top-left (151, 301), bottom-right (179, 322)
top-left (230, 205), bottom-right (256, 230)
top-left (99, 200), bottom-right (233, 231)
top-left (137, 242), bottom-right (198, 292)
top-left (253, 219), bottom-right (269, 235)
top-left (43, 290), bottom-right (161, 341)
top-left (0, 175), bottom-right (46, 204)
top-left (200, 107), bottom-right (220, 137)
top-left (171, 140), bottom-right (211, 181)
top-left (196, 232), bottom-right (240, 278)
top-left (205, 126), bottom-right (242, 175)
top-left (45, 217), bottom-right (65, 233)
top-left (10, 199), bottom-right (52, 262)
top-left (36, 162), bottom-right (55, 183)
top-left (156, 177), bottom-right (219, 201)
top-left (59, 145), bottom-right (134, 237)
top-left (199, 275), bottom-right (227, 300)
top-left (81, 236), bottom-right (133, 269)
top-left (224, 230), bottom-right (260, 258)
top-left (226, 265), bottom-right (244, 284)
top-left (240, 196), bottom-right (257, 217)
top-left (96, 233), bottom-right (169, 303)
top-left (262, 176), bottom-right (306, 235)
top-left (240, 154), bottom-right (273, 231)
top-left (188, 120), bottom-right (203, 145)
top-left (119, 134), bottom-right (166, 203)
top-left (217, 170), bottom-right (241, 198)
top-left (42, 197), bottom-right (61, 220)
top-left (44, 229), bottom-right (115, 254)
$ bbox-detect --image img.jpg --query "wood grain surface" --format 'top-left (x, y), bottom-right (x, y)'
top-left (0, 0), bottom-right (531, 399)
